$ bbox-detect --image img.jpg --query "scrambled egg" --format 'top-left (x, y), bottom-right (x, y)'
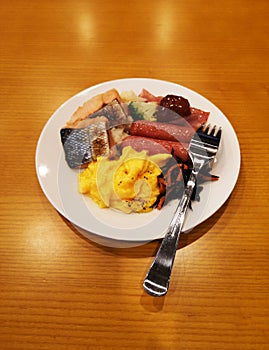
top-left (78, 146), bottom-right (171, 213)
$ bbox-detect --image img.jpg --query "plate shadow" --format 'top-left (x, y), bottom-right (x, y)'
top-left (60, 196), bottom-right (230, 258)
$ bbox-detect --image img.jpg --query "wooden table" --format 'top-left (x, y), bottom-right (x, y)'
top-left (1, 1), bottom-right (269, 349)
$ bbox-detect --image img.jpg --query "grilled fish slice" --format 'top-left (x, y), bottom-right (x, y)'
top-left (60, 121), bottom-right (109, 169)
top-left (90, 99), bottom-right (129, 126)
top-left (74, 99), bottom-right (130, 129)
top-left (66, 89), bottom-right (122, 128)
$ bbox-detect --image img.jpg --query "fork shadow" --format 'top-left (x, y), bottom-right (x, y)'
top-left (62, 196), bottom-right (230, 258)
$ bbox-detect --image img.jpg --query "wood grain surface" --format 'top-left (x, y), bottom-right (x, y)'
top-left (1, 1), bottom-right (269, 349)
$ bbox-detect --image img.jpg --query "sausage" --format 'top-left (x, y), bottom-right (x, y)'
top-left (122, 136), bottom-right (190, 162)
top-left (130, 120), bottom-right (195, 143)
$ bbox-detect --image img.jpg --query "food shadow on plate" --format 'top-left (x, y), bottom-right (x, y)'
top-left (60, 196), bottom-right (230, 257)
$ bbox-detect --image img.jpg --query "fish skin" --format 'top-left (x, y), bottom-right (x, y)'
top-left (60, 122), bottom-right (109, 169)
top-left (60, 127), bottom-right (93, 169)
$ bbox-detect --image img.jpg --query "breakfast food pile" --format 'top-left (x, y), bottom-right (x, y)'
top-left (79, 146), bottom-right (171, 213)
top-left (60, 87), bottom-right (219, 213)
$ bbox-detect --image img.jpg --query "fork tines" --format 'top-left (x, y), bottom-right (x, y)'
top-left (196, 123), bottom-right (222, 146)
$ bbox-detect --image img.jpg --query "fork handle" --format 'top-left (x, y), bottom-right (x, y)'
top-left (143, 172), bottom-right (197, 297)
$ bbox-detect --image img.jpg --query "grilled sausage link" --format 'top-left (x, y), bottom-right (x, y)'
top-left (130, 120), bottom-right (195, 143)
top-left (122, 136), bottom-right (190, 162)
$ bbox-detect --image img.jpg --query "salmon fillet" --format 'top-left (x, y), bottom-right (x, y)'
top-left (66, 89), bottom-right (122, 128)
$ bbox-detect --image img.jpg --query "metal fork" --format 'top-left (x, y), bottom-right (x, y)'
top-left (143, 124), bottom-right (222, 297)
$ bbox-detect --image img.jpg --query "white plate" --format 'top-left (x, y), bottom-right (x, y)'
top-left (35, 78), bottom-right (240, 244)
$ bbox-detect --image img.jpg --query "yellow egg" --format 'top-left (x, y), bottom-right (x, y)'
top-left (113, 158), bottom-right (161, 212)
top-left (78, 146), bottom-right (171, 213)
top-left (78, 158), bottom-right (107, 208)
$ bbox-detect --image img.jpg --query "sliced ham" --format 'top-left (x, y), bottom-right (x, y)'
top-left (138, 88), bottom-right (163, 103)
